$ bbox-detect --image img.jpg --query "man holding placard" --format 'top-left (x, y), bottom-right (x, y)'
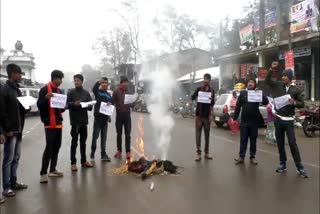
top-left (90, 77), bottom-right (113, 162)
top-left (37, 70), bottom-right (65, 183)
top-left (191, 73), bottom-right (215, 161)
top-left (0, 64), bottom-right (29, 197)
top-left (67, 74), bottom-right (94, 171)
top-left (233, 79), bottom-right (268, 165)
top-left (113, 76), bottom-right (133, 160)
top-left (265, 66), bottom-right (307, 178)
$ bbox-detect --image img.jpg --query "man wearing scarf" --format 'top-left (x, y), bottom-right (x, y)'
top-left (113, 76), bottom-right (132, 160)
top-left (191, 73), bottom-right (215, 162)
top-left (37, 70), bottom-right (65, 183)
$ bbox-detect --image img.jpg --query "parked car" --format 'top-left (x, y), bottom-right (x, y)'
top-left (20, 87), bottom-right (40, 115)
top-left (213, 92), bottom-right (267, 128)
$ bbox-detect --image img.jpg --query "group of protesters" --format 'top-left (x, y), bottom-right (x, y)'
top-left (0, 64), bottom-right (132, 203)
top-left (0, 60), bottom-right (308, 204)
top-left (191, 61), bottom-right (308, 178)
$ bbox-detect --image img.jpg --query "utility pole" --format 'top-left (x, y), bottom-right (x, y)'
top-left (259, 0), bottom-right (266, 46)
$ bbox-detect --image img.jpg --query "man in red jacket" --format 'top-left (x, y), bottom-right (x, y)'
top-left (112, 76), bottom-right (132, 160)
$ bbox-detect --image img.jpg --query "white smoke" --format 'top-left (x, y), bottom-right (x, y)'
top-left (139, 67), bottom-right (176, 160)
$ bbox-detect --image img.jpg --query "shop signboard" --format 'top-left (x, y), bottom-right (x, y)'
top-left (239, 24), bottom-right (254, 44)
top-left (285, 50), bottom-right (295, 73)
top-left (279, 46), bottom-right (311, 60)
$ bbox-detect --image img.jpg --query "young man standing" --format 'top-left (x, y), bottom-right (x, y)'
top-left (90, 77), bottom-right (112, 161)
top-left (113, 76), bottom-right (132, 160)
top-left (265, 65), bottom-right (308, 178)
top-left (67, 74), bottom-right (94, 171)
top-left (191, 73), bottom-right (215, 161)
top-left (1, 64), bottom-right (29, 197)
top-left (37, 70), bottom-right (65, 183)
top-left (233, 79), bottom-right (268, 165)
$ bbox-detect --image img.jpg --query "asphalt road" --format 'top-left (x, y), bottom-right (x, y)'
top-left (1, 112), bottom-right (319, 214)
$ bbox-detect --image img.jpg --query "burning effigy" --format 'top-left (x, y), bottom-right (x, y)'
top-left (110, 115), bottom-right (180, 180)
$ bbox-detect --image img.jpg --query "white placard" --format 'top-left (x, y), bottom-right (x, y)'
top-left (267, 96), bottom-right (274, 104)
top-left (80, 100), bottom-right (97, 108)
top-left (17, 96), bottom-right (37, 109)
top-left (247, 90), bottom-right (263, 102)
top-left (197, 92), bottom-right (211, 104)
top-left (99, 102), bottom-right (114, 116)
top-left (274, 94), bottom-right (291, 110)
top-left (124, 94), bottom-right (137, 104)
top-left (50, 93), bottom-right (67, 109)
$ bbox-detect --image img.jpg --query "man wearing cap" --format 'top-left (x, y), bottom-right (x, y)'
top-left (1, 64), bottom-right (29, 197)
top-left (191, 73), bottom-right (215, 161)
top-left (266, 62), bottom-right (308, 178)
top-left (112, 76), bottom-right (132, 160)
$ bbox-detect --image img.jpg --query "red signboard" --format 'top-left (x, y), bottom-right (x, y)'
top-left (285, 50), bottom-right (295, 71)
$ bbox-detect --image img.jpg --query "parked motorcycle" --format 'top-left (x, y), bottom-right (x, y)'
top-left (180, 101), bottom-right (196, 118)
top-left (302, 104), bottom-right (320, 137)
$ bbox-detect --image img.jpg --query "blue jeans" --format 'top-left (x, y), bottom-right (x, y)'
top-left (2, 134), bottom-right (21, 190)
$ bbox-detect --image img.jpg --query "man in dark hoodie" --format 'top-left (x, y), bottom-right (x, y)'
top-left (1, 64), bottom-right (29, 197)
top-left (233, 79), bottom-right (268, 165)
top-left (265, 64), bottom-right (308, 178)
top-left (37, 70), bottom-right (65, 183)
top-left (90, 77), bottom-right (112, 161)
top-left (191, 73), bottom-right (215, 161)
top-left (113, 76), bottom-right (132, 160)
top-left (67, 74), bottom-right (94, 171)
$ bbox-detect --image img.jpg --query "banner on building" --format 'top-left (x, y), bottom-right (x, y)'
top-left (279, 45), bottom-right (311, 59)
top-left (254, 7), bottom-right (277, 31)
top-left (285, 51), bottom-right (295, 73)
top-left (290, 0), bottom-right (319, 33)
top-left (239, 24), bottom-right (254, 44)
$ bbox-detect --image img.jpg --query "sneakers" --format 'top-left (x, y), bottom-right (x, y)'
top-left (2, 189), bottom-right (15, 197)
top-left (297, 167), bottom-right (308, 178)
top-left (195, 153), bottom-right (201, 162)
top-left (71, 164), bottom-right (78, 172)
top-left (114, 151), bottom-right (122, 159)
top-left (126, 152), bottom-right (131, 160)
top-left (250, 158), bottom-right (258, 165)
top-left (48, 170), bottom-right (64, 177)
top-left (11, 182), bottom-right (28, 190)
top-left (82, 161), bottom-right (94, 168)
top-left (234, 157), bottom-right (244, 165)
top-left (276, 163), bottom-right (287, 173)
top-left (40, 175), bottom-right (48, 183)
top-left (101, 155), bottom-right (111, 162)
top-left (204, 153), bottom-right (213, 160)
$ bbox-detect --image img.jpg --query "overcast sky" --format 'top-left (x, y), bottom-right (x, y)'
top-left (1, 0), bottom-right (250, 83)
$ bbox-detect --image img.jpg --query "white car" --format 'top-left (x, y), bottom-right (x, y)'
top-left (20, 87), bottom-right (40, 114)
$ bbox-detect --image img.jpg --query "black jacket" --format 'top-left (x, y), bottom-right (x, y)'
top-left (233, 90), bottom-right (268, 125)
top-left (191, 86), bottom-right (215, 119)
top-left (37, 84), bottom-right (64, 127)
top-left (67, 87), bottom-right (92, 126)
top-left (92, 81), bottom-right (112, 122)
top-left (0, 81), bottom-right (29, 133)
top-left (265, 70), bottom-right (304, 117)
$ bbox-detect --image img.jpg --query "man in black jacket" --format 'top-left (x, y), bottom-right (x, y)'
top-left (67, 74), bottom-right (93, 171)
top-left (90, 77), bottom-right (112, 161)
top-left (1, 64), bottom-right (29, 197)
top-left (191, 73), bottom-right (215, 161)
top-left (233, 79), bottom-right (268, 165)
top-left (265, 66), bottom-right (308, 178)
top-left (37, 70), bottom-right (65, 183)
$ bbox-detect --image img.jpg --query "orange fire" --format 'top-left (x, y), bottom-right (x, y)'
top-left (132, 115), bottom-right (145, 159)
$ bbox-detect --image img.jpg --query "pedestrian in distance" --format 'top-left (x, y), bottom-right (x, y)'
top-left (90, 77), bottom-right (112, 162)
top-left (233, 78), bottom-right (268, 165)
top-left (0, 64), bottom-right (29, 198)
top-left (37, 70), bottom-right (65, 183)
top-left (265, 63), bottom-right (308, 178)
top-left (67, 74), bottom-right (94, 171)
top-left (191, 73), bottom-right (215, 162)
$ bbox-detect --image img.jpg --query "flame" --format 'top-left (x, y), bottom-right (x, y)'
top-left (133, 115), bottom-right (145, 158)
